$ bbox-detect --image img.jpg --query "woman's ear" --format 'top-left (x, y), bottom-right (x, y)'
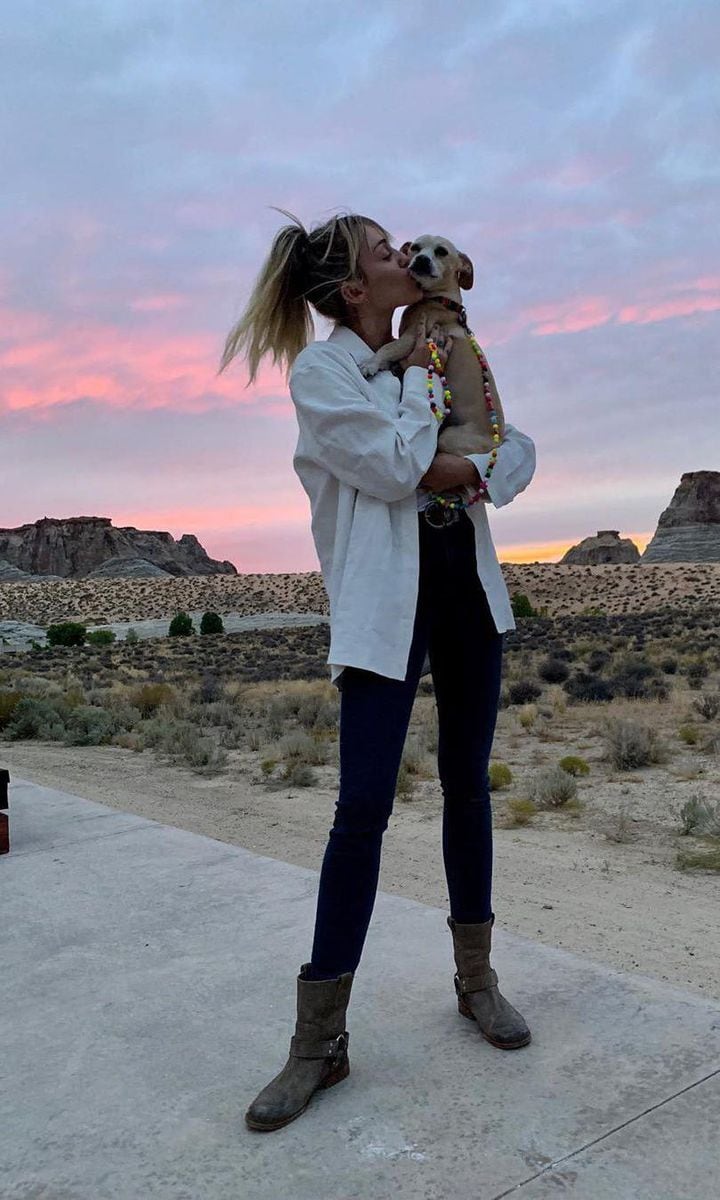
top-left (457, 252), bottom-right (474, 290)
top-left (340, 278), bottom-right (366, 307)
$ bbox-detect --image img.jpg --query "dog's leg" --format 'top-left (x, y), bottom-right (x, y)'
top-left (359, 329), bottom-right (416, 379)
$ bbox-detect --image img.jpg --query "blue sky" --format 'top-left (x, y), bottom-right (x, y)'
top-left (2, 0), bottom-right (718, 567)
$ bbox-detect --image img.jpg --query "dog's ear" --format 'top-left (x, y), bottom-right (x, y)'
top-left (457, 252), bottom-right (474, 290)
top-left (400, 241), bottom-right (413, 257)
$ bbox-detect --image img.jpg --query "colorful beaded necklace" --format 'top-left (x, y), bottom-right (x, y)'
top-left (422, 296), bottom-right (500, 529)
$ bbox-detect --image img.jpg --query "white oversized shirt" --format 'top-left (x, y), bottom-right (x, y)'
top-left (290, 323), bottom-right (536, 690)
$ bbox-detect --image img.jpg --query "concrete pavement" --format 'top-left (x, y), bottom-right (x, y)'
top-left (2, 777), bottom-right (719, 1199)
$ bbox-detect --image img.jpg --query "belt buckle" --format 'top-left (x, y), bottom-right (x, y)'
top-left (424, 499), bottom-right (459, 529)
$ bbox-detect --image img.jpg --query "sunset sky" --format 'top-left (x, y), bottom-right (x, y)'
top-left (3, 0), bottom-right (718, 571)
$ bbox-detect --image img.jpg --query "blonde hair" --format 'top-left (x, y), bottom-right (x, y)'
top-left (217, 208), bottom-right (390, 385)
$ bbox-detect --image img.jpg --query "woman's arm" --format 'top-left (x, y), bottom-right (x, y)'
top-left (418, 453), bottom-right (480, 492)
top-left (462, 424), bottom-right (536, 508)
top-left (290, 347), bottom-right (439, 503)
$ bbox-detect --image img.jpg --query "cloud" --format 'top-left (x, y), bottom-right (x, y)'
top-left (1, 0), bottom-right (718, 564)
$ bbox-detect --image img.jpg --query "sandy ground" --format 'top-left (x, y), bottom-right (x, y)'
top-left (5, 727), bottom-right (719, 1004)
top-left (1, 560), bottom-right (720, 627)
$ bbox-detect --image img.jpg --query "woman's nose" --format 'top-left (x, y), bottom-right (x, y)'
top-left (398, 250), bottom-right (410, 267)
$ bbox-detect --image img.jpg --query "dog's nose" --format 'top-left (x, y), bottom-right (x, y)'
top-left (411, 255), bottom-right (432, 274)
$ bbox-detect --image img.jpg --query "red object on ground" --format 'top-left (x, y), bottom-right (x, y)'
top-left (0, 768), bottom-right (9, 855)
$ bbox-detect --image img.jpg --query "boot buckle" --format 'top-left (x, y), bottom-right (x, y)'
top-left (330, 1031), bottom-right (349, 1057)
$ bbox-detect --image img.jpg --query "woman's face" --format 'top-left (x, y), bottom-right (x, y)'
top-left (351, 222), bottom-right (424, 311)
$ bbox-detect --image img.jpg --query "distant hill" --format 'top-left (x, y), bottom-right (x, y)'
top-left (0, 516), bottom-right (237, 579)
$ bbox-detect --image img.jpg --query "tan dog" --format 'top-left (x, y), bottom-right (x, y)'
top-left (360, 234), bottom-right (506, 454)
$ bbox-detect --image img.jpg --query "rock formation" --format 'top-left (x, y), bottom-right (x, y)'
top-left (642, 471), bottom-right (720, 562)
top-left (560, 530), bottom-right (641, 565)
top-left (0, 517), bottom-right (237, 579)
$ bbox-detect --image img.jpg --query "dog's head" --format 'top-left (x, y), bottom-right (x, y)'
top-left (400, 235), bottom-right (474, 293)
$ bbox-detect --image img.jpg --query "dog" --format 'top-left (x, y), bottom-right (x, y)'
top-left (359, 235), bottom-right (506, 455)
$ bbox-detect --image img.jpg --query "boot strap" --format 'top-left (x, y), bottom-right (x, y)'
top-left (290, 1030), bottom-right (349, 1060)
top-left (455, 969), bottom-right (498, 995)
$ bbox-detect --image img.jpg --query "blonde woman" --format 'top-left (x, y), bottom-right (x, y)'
top-left (219, 210), bottom-right (536, 1133)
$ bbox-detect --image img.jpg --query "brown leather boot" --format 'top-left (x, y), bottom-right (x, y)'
top-left (245, 963), bottom-right (354, 1132)
top-left (447, 915), bottom-right (531, 1049)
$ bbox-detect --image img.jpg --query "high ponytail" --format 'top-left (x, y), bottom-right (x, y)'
top-left (217, 208), bottom-right (389, 385)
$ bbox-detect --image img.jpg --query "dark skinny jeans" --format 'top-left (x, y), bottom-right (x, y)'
top-left (307, 508), bottom-right (504, 981)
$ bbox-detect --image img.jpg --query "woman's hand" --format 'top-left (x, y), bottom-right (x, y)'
top-left (418, 452), bottom-right (480, 493)
top-left (399, 316), bottom-right (452, 372)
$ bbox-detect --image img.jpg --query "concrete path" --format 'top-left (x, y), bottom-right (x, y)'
top-left (2, 778), bottom-right (719, 1199)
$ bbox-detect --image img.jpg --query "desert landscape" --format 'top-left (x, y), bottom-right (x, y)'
top-left (2, 556), bottom-right (719, 1006)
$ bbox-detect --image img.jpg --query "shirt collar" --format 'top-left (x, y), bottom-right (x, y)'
top-left (326, 323), bottom-right (377, 365)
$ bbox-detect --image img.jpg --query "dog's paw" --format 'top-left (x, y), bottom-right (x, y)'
top-left (359, 358), bottom-right (382, 379)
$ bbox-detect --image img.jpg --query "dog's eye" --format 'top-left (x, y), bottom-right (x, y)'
top-left (410, 244), bottom-right (420, 252)
top-left (435, 247), bottom-right (448, 257)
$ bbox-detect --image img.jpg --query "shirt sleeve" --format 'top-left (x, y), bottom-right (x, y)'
top-left (462, 424), bottom-right (536, 508)
top-left (290, 351), bottom-right (439, 503)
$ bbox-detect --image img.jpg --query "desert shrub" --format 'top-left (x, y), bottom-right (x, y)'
top-left (283, 761), bottom-right (319, 788)
top-left (676, 845), bottom-right (720, 872)
top-left (173, 725), bottom-right (228, 773)
top-left (538, 657), bottom-right (569, 683)
top-left (86, 629), bottom-right (116, 646)
top-left (587, 648), bottom-right (610, 673)
top-left (46, 621), bottom-right (86, 647)
top-left (168, 611), bottom-right (194, 637)
top-left (398, 738), bottom-right (427, 779)
top-left (63, 704), bottom-right (117, 746)
top-left (489, 762), bottom-right (512, 790)
top-left (0, 690), bottom-right (24, 730)
top-left (511, 593), bottom-right (538, 618)
top-left (660, 656), bottom-right (678, 674)
top-left (62, 683), bottom-right (87, 709)
top-left (679, 795), bottom-right (720, 837)
top-left (278, 730), bottom-right (327, 766)
top-left (200, 611), bottom-right (224, 635)
top-left (559, 755), bottom-right (590, 776)
top-left (125, 627), bottom-right (139, 644)
top-left (508, 678), bottom-right (542, 705)
top-left (112, 732), bottom-right (143, 751)
top-left (140, 715), bottom-right (227, 772)
top-left (296, 693), bottom-right (339, 734)
top-left (684, 657), bottom-right (709, 689)
top-left (519, 704), bottom-right (538, 730)
top-left (4, 697), bottom-right (68, 740)
top-left (505, 797), bottom-right (537, 825)
top-left (603, 806), bottom-right (636, 843)
top-left (395, 760), bottom-right (416, 800)
top-left (692, 693), bottom-right (720, 722)
top-left (600, 716), bottom-right (668, 770)
top-left (679, 725), bottom-right (699, 745)
top-left (609, 654), bottom-right (667, 700)
top-left (529, 765), bottom-right (578, 808)
top-left (104, 700), bottom-right (143, 731)
top-left (129, 682), bottom-right (176, 717)
top-left (498, 688), bottom-right (510, 709)
top-left (701, 728), bottom-right (720, 756)
top-left (564, 673), bottom-right (615, 703)
top-left (193, 672), bottom-right (224, 704)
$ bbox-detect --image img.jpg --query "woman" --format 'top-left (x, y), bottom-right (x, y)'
top-left (219, 210), bottom-right (536, 1133)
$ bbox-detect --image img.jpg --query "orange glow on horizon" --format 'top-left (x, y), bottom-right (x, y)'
top-left (497, 531), bottom-right (654, 564)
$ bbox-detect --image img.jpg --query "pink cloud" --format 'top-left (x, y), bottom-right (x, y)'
top-left (0, 307), bottom-right (291, 414)
top-left (112, 500), bottom-right (301, 532)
